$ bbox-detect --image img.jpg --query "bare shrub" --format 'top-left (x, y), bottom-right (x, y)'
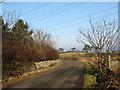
top-left (33, 30), bottom-right (59, 61)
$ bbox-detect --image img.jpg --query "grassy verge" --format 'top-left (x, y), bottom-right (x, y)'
top-left (59, 52), bottom-right (119, 88)
top-left (83, 73), bottom-right (96, 88)
top-left (74, 60), bottom-right (97, 88)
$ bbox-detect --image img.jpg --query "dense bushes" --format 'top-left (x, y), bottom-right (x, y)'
top-left (2, 44), bottom-right (59, 80)
top-left (2, 18), bottom-right (59, 80)
top-left (3, 44), bottom-right (59, 62)
top-left (2, 19), bottom-right (59, 62)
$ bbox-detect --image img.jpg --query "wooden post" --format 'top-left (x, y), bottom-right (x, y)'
top-left (108, 55), bottom-right (111, 69)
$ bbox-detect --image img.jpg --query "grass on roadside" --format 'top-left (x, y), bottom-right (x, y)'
top-left (83, 73), bottom-right (97, 88)
top-left (59, 51), bottom-right (119, 88)
top-left (59, 52), bottom-right (97, 88)
top-left (73, 60), bottom-right (97, 88)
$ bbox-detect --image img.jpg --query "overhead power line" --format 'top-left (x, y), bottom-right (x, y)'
top-left (44, 6), bottom-right (117, 29)
top-left (58, 18), bottom-right (117, 36)
top-left (50, 11), bottom-right (117, 33)
top-left (30, 2), bottom-right (86, 24)
top-left (29, 2), bottom-right (74, 20)
top-left (21, 2), bottom-right (50, 16)
top-left (55, 18), bottom-right (118, 37)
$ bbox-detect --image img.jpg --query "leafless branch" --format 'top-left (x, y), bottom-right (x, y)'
top-left (77, 18), bottom-right (118, 53)
top-left (2, 11), bottom-right (21, 27)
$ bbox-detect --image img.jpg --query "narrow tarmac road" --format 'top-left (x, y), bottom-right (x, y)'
top-left (4, 60), bottom-right (86, 88)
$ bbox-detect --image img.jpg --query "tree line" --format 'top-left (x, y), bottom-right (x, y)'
top-left (1, 12), bottom-right (59, 80)
top-left (1, 14), bottom-right (59, 63)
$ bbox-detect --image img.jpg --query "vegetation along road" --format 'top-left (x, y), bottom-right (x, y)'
top-left (4, 60), bottom-right (85, 88)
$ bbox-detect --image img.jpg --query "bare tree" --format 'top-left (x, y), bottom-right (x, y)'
top-left (33, 30), bottom-right (53, 48)
top-left (77, 19), bottom-right (118, 53)
top-left (77, 18), bottom-right (119, 87)
top-left (33, 30), bottom-right (53, 60)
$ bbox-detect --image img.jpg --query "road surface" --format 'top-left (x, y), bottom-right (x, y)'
top-left (3, 60), bottom-right (86, 88)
